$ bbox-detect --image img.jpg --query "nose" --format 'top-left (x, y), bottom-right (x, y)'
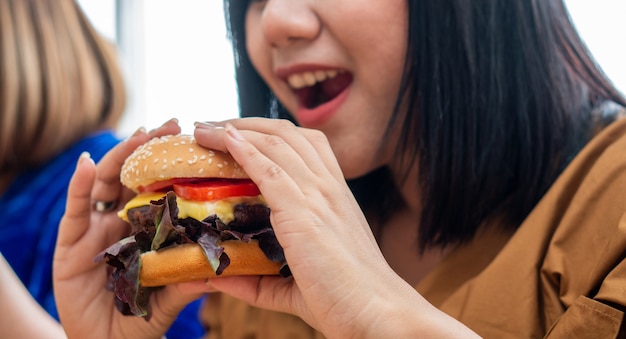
top-left (260, 0), bottom-right (320, 47)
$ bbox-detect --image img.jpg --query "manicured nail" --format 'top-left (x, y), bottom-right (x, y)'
top-left (132, 126), bottom-right (147, 137)
top-left (163, 117), bottom-right (179, 126)
top-left (225, 123), bottom-right (245, 141)
top-left (194, 121), bottom-right (218, 129)
top-left (77, 151), bottom-right (94, 166)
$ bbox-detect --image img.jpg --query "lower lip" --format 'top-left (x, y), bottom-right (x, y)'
top-left (295, 87), bottom-right (350, 127)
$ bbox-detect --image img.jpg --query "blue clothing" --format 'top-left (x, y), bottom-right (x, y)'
top-left (0, 130), bottom-right (205, 339)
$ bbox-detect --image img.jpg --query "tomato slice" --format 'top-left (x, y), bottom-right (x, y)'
top-left (137, 178), bottom-right (196, 193)
top-left (173, 179), bottom-right (261, 201)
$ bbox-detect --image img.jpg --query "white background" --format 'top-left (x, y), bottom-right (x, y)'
top-left (78, 0), bottom-right (625, 137)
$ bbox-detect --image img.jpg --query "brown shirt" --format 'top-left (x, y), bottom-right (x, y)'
top-left (201, 116), bottom-right (626, 338)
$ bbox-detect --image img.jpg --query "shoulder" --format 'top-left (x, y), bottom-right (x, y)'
top-left (524, 112), bottom-right (626, 308)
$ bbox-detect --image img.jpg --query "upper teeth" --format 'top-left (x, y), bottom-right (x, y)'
top-left (287, 70), bottom-right (340, 89)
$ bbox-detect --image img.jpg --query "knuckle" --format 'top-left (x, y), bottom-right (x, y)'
top-left (264, 164), bottom-right (283, 178)
top-left (306, 129), bottom-right (329, 145)
top-left (263, 134), bottom-right (287, 146)
top-left (275, 119), bottom-right (296, 129)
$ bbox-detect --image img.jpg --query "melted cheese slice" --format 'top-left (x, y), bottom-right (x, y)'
top-left (118, 192), bottom-right (266, 224)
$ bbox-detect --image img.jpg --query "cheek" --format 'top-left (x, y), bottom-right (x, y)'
top-left (245, 14), bottom-right (267, 78)
top-left (323, 120), bottom-right (392, 179)
top-left (245, 14), bottom-right (297, 114)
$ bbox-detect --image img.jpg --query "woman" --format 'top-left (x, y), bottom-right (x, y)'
top-left (0, 1), bottom-right (203, 338)
top-left (54, 0), bottom-right (626, 337)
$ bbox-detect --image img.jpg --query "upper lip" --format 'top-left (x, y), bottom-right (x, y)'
top-left (276, 64), bottom-right (347, 90)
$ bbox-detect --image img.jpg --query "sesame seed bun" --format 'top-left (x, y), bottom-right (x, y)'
top-left (120, 134), bottom-right (248, 192)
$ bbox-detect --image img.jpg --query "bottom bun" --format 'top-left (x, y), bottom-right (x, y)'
top-left (139, 240), bottom-right (283, 287)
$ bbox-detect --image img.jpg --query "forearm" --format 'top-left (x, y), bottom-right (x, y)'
top-left (340, 277), bottom-right (480, 339)
top-left (0, 253), bottom-right (67, 339)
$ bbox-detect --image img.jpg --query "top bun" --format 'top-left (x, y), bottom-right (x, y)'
top-left (121, 134), bottom-right (248, 192)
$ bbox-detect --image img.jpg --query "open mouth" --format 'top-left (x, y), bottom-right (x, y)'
top-left (288, 71), bottom-right (353, 109)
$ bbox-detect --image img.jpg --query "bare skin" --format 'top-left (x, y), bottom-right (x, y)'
top-left (53, 118), bottom-right (480, 338)
top-left (0, 254), bottom-right (67, 339)
top-left (53, 120), bottom-right (211, 338)
top-left (379, 208), bottom-right (448, 287)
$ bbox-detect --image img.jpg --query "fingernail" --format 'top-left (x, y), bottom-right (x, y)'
top-left (78, 151), bottom-right (94, 166)
top-left (194, 121), bottom-right (217, 129)
top-left (225, 123), bottom-right (245, 141)
top-left (163, 117), bottom-right (179, 126)
top-left (132, 126), bottom-right (147, 137)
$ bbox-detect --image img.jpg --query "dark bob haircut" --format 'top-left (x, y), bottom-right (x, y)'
top-left (223, 0), bottom-right (626, 250)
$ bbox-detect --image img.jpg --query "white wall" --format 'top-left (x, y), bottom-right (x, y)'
top-left (566, 0), bottom-right (626, 96)
top-left (79, 1), bottom-right (626, 137)
top-left (114, 0), bottom-right (239, 136)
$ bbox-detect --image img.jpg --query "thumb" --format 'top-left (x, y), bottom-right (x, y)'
top-left (148, 281), bottom-right (209, 325)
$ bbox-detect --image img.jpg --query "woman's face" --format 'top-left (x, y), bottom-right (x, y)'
top-left (245, 0), bottom-right (408, 178)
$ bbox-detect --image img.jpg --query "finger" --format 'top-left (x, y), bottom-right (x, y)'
top-left (222, 124), bottom-right (380, 248)
top-left (219, 124), bottom-right (304, 209)
top-left (56, 152), bottom-right (97, 248)
top-left (148, 282), bottom-right (208, 330)
top-left (92, 119), bottom-right (181, 204)
top-left (209, 275), bottom-right (295, 315)
top-left (223, 118), bottom-right (342, 178)
top-left (148, 117), bottom-right (181, 136)
top-left (195, 118), bottom-right (344, 182)
top-left (297, 128), bottom-right (345, 180)
top-left (91, 127), bottom-right (149, 203)
top-left (56, 151), bottom-right (129, 273)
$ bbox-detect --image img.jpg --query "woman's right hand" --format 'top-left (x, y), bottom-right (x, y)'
top-left (193, 119), bottom-right (479, 338)
top-left (53, 120), bottom-right (211, 339)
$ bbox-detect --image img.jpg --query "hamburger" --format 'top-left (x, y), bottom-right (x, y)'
top-left (95, 134), bottom-right (288, 318)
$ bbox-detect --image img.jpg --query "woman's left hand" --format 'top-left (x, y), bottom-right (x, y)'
top-left (53, 120), bottom-right (210, 339)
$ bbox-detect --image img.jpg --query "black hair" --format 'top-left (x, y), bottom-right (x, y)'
top-left (223, 0), bottom-right (626, 250)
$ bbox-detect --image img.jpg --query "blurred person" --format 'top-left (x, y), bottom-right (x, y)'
top-left (0, 0), bottom-right (203, 338)
top-left (54, 0), bottom-right (626, 338)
